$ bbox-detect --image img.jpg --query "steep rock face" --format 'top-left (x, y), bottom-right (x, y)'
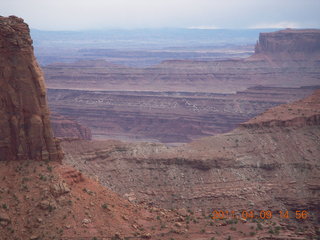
top-left (51, 112), bottom-right (92, 140)
top-left (254, 29), bottom-right (320, 56)
top-left (0, 16), bottom-right (62, 161)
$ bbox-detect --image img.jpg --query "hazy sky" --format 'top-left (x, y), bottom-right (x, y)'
top-left (1, 0), bottom-right (320, 30)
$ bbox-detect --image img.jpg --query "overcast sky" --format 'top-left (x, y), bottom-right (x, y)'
top-left (1, 0), bottom-right (320, 30)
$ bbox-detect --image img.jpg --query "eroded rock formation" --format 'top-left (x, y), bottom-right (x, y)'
top-left (0, 16), bottom-right (62, 161)
top-left (255, 29), bottom-right (320, 55)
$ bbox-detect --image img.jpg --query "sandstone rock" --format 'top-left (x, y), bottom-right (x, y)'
top-left (174, 222), bottom-right (182, 228)
top-left (82, 218), bottom-right (91, 224)
top-left (50, 182), bottom-right (70, 197)
top-left (29, 236), bottom-right (39, 240)
top-left (113, 232), bottom-right (122, 239)
top-left (177, 216), bottom-right (185, 222)
top-left (38, 199), bottom-right (57, 211)
top-left (62, 170), bottom-right (84, 183)
top-left (124, 192), bottom-right (136, 202)
top-left (141, 233), bottom-right (152, 239)
top-left (0, 212), bottom-right (11, 226)
top-left (177, 208), bottom-right (188, 216)
top-left (0, 16), bottom-right (63, 162)
top-left (255, 29), bottom-right (320, 55)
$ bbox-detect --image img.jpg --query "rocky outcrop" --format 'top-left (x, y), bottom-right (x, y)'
top-left (0, 16), bottom-right (63, 161)
top-left (51, 112), bottom-right (92, 140)
top-left (241, 89), bottom-right (320, 128)
top-left (254, 29), bottom-right (320, 56)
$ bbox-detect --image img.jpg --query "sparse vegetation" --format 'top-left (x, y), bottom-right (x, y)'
top-left (160, 223), bottom-right (166, 229)
top-left (268, 227), bottom-right (274, 234)
top-left (39, 174), bottom-right (47, 181)
top-left (256, 222), bottom-right (263, 230)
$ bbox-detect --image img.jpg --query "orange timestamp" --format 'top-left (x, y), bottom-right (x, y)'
top-left (211, 210), bottom-right (309, 220)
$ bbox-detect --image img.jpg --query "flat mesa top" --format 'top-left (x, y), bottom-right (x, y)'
top-left (261, 28), bottom-right (320, 35)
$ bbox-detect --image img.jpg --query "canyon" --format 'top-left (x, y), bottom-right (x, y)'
top-left (62, 89), bottom-right (320, 215)
top-left (1, 16), bottom-right (243, 240)
top-left (0, 15), bottom-right (319, 239)
top-left (61, 88), bottom-right (320, 238)
top-left (44, 29), bottom-right (320, 143)
top-left (47, 86), bottom-right (317, 143)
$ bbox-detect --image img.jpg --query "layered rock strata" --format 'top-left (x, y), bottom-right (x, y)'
top-left (48, 86), bottom-right (316, 143)
top-left (44, 30), bottom-right (320, 93)
top-left (255, 29), bottom-right (320, 55)
top-left (44, 29), bottom-right (320, 142)
top-left (0, 16), bottom-right (62, 161)
top-left (51, 112), bottom-right (92, 140)
top-left (62, 90), bottom-right (320, 227)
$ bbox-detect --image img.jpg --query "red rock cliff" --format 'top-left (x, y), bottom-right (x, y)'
top-left (0, 16), bottom-right (63, 161)
top-left (254, 29), bottom-right (320, 56)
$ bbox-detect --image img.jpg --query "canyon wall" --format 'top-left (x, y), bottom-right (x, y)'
top-left (241, 89), bottom-right (320, 128)
top-left (62, 90), bottom-right (320, 225)
top-left (48, 86), bottom-right (316, 143)
top-left (0, 16), bottom-right (62, 161)
top-left (51, 112), bottom-right (92, 140)
top-left (255, 29), bottom-right (320, 55)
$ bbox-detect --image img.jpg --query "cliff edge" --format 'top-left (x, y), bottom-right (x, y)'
top-left (0, 16), bottom-right (63, 161)
top-left (241, 89), bottom-right (320, 128)
top-left (254, 29), bottom-right (320, 59)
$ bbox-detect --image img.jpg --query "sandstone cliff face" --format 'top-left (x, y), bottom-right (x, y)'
top-left (254, 29), bottom-right (320, 56)
top-left (0, 16), bottom-right (62, 161)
